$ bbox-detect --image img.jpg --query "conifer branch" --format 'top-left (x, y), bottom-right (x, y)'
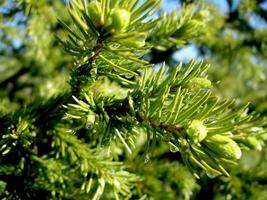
top-left (1, 0), bottom-right (267, 199)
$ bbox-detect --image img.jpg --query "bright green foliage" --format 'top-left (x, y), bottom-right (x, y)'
top-left (0, 0), bottom-right (267, 199)
top-left (88, 2), bottom-right (102, 28)
top-left (187, 120), bottom-right (207, 143)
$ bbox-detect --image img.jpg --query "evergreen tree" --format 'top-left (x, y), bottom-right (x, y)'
top-left (0, 0), bottom-right (266, 199)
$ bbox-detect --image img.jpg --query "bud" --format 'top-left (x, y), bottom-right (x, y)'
top-left (242, 136), bottom-right (262, 151)
top-left (205, 135), bottom-right (242, 160)
top-left (120, 38), bottom-right (146, 48)
top-left (187, 120), bottom-right (207, 143)
top-left (110, 9), bottom-right (131, 32)
top-left (120, 33), bottom-right (147, 48)
top-left (188, 77), bottom-right (211, 88)
top-left (88, 2), bottom-right (102, 27)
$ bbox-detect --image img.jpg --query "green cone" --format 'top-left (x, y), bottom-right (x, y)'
top-left (110, 9), bottom-right (131, 32)
top-left (187, 120), bottom-right (207, 143)
top-left (188, 77), bottom-right (211, 88)
top-left (204, 134), bottom-right (242, 160)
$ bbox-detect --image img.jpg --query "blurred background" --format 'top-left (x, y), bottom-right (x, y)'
top-left (0, 0), bottom-right (267, 199)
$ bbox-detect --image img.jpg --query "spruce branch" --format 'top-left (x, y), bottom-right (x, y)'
top-left (2, 0), bottom-right (265, 198)
top-left (64, 58), bottom-right (267, 178)
top-left (0, 0), bottom-right (266, 199)
top-left (59, 1), bottom-right (267, 184)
